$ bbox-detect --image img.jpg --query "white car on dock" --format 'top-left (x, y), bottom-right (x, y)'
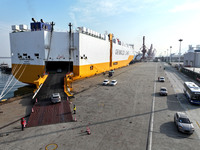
top-left (158, 77), bottom-right (165, 82)
top-left (51, 93), bottom-right (61, 103)
top-left (159, 87), bottom-right (168, 96)
top-left (103, 79), bottom-right (110, 85)
top-left (110, 80), bottom-right (117, 86)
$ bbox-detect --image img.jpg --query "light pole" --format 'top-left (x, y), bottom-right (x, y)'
top-left (167, 49), bottom-right (169, 62)
top-left (178, 39), bottom-right (183, 66)
top-left (170, 46), bottom-right (172, 63)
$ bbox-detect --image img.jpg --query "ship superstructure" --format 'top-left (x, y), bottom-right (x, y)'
top-left (10, 19), bottom-right (135, 84)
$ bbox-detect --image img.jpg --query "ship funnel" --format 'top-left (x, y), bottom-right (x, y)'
top-left (32, 18), bottom-right (37, 23)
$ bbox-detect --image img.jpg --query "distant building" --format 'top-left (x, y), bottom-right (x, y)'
top-left (170, 54), bottom-right (184, 62)
top-left (184, 45), bottom-right (200, 67)
top-left (156, 53), bottom-right (183, 62)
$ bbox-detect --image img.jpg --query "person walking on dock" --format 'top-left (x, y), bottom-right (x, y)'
top-left (21, 118), bottom-right (26, 131)
top-left (73, 105), bottom-right (76, 114)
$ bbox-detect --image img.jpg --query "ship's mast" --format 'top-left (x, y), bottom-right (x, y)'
top-left (68, 23), bottom-right (72, 72)
top-left (46, 21), bottom-right (55, 61)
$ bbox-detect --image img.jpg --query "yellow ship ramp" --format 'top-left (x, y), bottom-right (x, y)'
top-left (27, 72), bottom-right (74, 127)
top-left (64, 73), bottom-right (74, 98)
top-left (33, 72), bottom-right (69, 101)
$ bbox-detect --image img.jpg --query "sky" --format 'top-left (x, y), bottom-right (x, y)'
top-left (0, 0), bottom-right (200, 58)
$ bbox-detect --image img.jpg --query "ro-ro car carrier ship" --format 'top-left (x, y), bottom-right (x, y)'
top-left (9, 19), bottom-right (135, 87)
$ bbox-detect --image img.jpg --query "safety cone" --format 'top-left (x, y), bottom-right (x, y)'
top-left (32, 108), bottom-right (34, 113)
top-left (86, 126), bottom-right (91, 135)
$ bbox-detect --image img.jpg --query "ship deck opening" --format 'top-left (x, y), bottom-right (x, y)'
top-left (45, 61), bottom-right (73, 73)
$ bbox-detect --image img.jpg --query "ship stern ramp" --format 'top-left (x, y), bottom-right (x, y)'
top-left (27, 73), bottom-right (73, 127)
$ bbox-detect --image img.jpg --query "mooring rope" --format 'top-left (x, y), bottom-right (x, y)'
top-left (0, 64), bottom-right (27, 100)
top-left (0, 63), bottom-right (20, 95)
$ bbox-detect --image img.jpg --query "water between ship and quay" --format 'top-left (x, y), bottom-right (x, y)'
top-left (1, 62), bottom-right (200, 150)
top-left (0, 70), bottom-right (29, 101)
top-left (0, 58), bottom-right (30, 101)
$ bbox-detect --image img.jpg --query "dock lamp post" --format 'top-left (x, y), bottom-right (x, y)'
top-left (178, 39), bottom-right (183, 67)
top-left (170, 46), bottom-right (172, 63)
top-left (167, 49), bottom-right (169, 62)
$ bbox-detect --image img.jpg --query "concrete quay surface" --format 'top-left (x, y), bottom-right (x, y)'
top-left (1, 62), bottom-right (200, 150)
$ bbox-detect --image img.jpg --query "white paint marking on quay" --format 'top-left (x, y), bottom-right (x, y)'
top-left (147, 63), bottom-right (157, 150)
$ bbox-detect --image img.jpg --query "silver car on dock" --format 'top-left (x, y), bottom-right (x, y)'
top-left (174, 112), bottom-right (194, 134)
top-left (51, 93), bottom-right (61, 103)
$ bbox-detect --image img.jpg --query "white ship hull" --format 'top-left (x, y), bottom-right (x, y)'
top-left (10, 21), bottom-right (135, 84)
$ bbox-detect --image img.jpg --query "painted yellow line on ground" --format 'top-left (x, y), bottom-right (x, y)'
top-left (196, 121), bottom-right (200, 129)
top-left (45, 143), bottom-right (58, 150)
top-left (0, 99), bottom-right (7, 102)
